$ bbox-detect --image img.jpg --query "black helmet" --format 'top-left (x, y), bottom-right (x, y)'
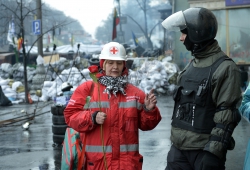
top-left (162, 7), bottom-right (218, 43)
top-left (183, 7), bottom-right (218, 43)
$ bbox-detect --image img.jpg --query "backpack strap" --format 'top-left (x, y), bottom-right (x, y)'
top-left (77, 134), bottom-right (87, 170)
top-left (77, 81), bottom-right (94, 170)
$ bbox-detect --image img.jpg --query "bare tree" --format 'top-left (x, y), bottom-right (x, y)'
top-left (95, 0), bottom-right (163, 49)
top-left (95, 14), bottom-right (113, 43)
top-left (0, 0), bottom-right (83, 103)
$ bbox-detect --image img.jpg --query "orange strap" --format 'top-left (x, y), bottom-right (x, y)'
top-left (77, 135), bottom-right (87, 170)
top-left (77, 82), bottom-right (94, 170)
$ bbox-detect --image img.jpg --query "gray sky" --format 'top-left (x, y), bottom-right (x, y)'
top-left (42, 0), bottom-right (115, 38)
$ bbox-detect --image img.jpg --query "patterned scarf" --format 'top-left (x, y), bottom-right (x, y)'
top-left (98, 75), bottom-right (128, 99)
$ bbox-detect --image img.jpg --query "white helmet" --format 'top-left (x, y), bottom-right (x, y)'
top-left (99, 42), bottom-right (127, 61)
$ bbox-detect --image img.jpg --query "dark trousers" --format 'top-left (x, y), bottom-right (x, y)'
top-left (165, 145), bottom-right (226, 170)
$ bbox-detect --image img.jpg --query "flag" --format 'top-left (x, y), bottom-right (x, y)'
top-left (11, 18), bottom-right (15, 35)
top-left (17, 37), bottom-right (23, 50)
top-left (112, 8), bottom-right (120, 40)
top-left (7, 17), bottom-right (15, 43)
top-left (131, 31), bottom-right (139, 46)
top-left (7, 22), bottom-right (12, 42)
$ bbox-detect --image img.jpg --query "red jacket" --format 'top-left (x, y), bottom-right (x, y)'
top-left (64, 81), bottom-right (161, 170)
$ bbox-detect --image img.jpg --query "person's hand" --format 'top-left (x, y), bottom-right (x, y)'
top-left (200, 151), bottom-right (222, 170)
top-left (95, 112), bottom-right (107, 124)
top-left (144, 89), bottom-right (157, 111)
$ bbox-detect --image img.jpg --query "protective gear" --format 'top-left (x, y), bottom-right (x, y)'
top-left (99, 42), bottom-right (127, 61)
top-left (180, 28), bottom-right (188, 34)
top-left (168, 40), bottom-right (242, 161)
top-left (181, 28), bottom-right (195, 52)
top-left (183, 35), bottom-right (194, 51)
top-left (161, 11), bottom-right (186, 32)
top-left (199, 151), bottom-right (225, 170)
top-left (162, 7), bottom-right (218, 43)
top-left (61, 82), bottom-right (73, 92)
top-left (172, 56), bottom-right (230, 134)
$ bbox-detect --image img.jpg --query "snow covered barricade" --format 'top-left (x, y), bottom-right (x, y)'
top-left (128, 57), bottom-right (179, 95)
top-left (0, 55), bottom-right (179, 104)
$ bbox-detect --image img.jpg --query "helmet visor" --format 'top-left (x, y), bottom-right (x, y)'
top-left (161, 11), bottom-right (187, 32)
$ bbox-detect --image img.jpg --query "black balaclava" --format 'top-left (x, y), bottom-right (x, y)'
top-left (181, 28), bottom-right (215, 55)
top-left (181, 28), bottom-right (194, 51)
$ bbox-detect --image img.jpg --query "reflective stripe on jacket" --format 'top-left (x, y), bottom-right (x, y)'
top-left (64, 81), bottom-right (161, 170)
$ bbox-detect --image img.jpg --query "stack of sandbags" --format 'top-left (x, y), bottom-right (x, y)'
top-left (12, 63), bottom-right (24, 82)
top-left (81, 68), bottom-right (91, 80)
top-left (139, 60), bottom-right (168, 94)
top-left (128, 70), bottom-right (143, 86)
top-left (72, 56), bottom-right (89, 70)
top-left (128, 59), bottom-right (178, 95)
top-left (0, 63), bottom-right (12, 79)
top-left (0, 78), bottom-right (16, 101)
top-left (44, 57), bottom-right (71, 80)
top-left (38, 81), bottom-right (55, 102)
top-left (27, 66), bottom-right (37, 82)
top-left (12, 81), bottom-right (25, 101)
top-left (31, 64), bottom-right (51, 91)
top-left (66, 67), bottom-right (87, 87)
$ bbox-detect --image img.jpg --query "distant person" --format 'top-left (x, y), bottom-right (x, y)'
top-left (64, 42), bottom-right (162, 169)
top-left (162, 7), bottom-right (242, 170)
top-left (45, 46), bottom-right (50, 52)
top-left (239, 66), bottom-right (248, 91)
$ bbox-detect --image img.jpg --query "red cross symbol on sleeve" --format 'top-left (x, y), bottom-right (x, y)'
top-left (110, 46), bottom-right (118, 55)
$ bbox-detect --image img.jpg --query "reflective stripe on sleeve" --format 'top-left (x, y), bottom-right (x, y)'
top-left (84, 101), bottom-right (110, 109)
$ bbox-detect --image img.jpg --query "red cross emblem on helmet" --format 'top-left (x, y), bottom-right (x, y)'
top-left (109, 46), bottom-right (118, 55)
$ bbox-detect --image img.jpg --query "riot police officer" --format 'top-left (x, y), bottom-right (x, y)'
top-left (162, 7), bottom-right (242, 170)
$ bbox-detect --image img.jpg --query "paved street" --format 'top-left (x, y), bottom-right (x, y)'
top-left (0, 96), bottom-right (249, 170)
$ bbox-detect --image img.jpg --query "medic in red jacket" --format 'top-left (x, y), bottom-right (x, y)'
top-left (64, 42), bottom-right (162, 170)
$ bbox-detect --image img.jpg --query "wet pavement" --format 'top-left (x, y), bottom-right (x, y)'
top-left (0, 96), bottom-right (249, 170)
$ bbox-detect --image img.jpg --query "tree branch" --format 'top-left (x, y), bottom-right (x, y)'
top-left (149, 21), bottom-right (160, 38)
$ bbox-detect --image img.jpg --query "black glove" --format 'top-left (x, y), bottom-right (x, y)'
top-left (91, 111), bottom-right (99, 124)
top-left (200, 152), bottom-right (223, 170)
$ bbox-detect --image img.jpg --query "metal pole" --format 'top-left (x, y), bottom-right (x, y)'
top-left (163, 29), bottom-right (166, 55)
top-left (36, 0), bottom-right (43, 56)
top-left (20, 0), bottom-right (29, 103)
top-left (117, 0), bottom-right (124, 43)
